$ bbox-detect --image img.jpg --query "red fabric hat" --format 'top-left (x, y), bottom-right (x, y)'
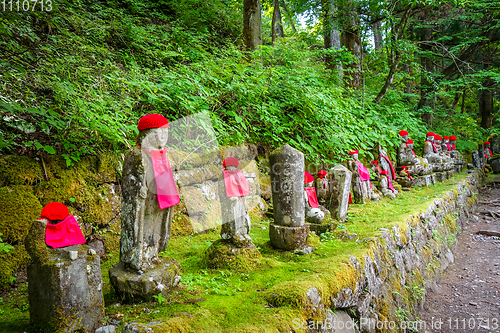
top-left (399, 130), bottom-right (408, 136)
top-left (450, 135), bottom-right (457, 140)
top-left (434, 135), bottom-right (442, 140)
top-left (41, 202), bottom-right (69, 221)
top-left (443, 136), bottom-right (450, 140)
top-left (485, 142), bottom-right (490, 145)
top-left (304, 172), bottom-right (314, 184)
top-left (348, 149), bottom-right (359, 155)
top-left (426, 132), bottom-right (435, 137)
top-left (380, 170), bottom-right (389, 175)
top-left (317, 170), bottom-right (328, 178)
top-left (137, 114), bottom-right (170, 131)
top-left (406, 139), bottom-right (414, 144)
top-left (223, 157), bottom-right (239, 169)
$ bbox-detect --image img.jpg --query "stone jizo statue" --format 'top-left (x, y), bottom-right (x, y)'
top-left (423, 132), bottom-right (444, 164)
top-left (442, 136), bottom-right (452, 153)
top-left (379, 170), bottom-right (398, 199)
top-left (110, 114), bottom-right (181, 302)
top-left (304, 171), bottom-right (327, 223)
top-left (219, 157), bottom-right (252, 245)
top-left (314, 170), bottom-right (329, 205)
top-left (484, 142), bottom-right (493, 159)
top-left (377, 145), bottom-right (397, 181)
top-left (348, 150), bottom-right (380, 203)
top-left (120, 113), bottom-right (180, 271)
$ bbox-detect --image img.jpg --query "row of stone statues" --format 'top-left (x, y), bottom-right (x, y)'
top-left (25, 116), bottom-right (473, 331)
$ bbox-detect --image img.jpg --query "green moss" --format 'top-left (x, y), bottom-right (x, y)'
top-left (443, 213), bottom-right (457, 233)
top-left (0, 155), bottom-right (43, 187)
top-left (204, 239), bottom-right (261, 270)
top-left (0, 185), bottom-right (42, 244)
top-left (0, 244), bottom-right (30, 289)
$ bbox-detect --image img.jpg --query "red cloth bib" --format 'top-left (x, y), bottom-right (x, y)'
top-left (45, 215), bottom-right (86, 249)
top-left (451, 144), bottom-right (456, 150)
top-left (305, 187), bottom-right (319, 208)
top-left (147, 148), bottom-right (180, 209)
top-left (445, 143), bottom-right (451, 151)
top-left (487, 148), bottom-right (493, 157)
top-left (412, 150), bottom-right (416, 157)
top-left (223, 169), bottom-right (249, 198)
top-left (380, 155), bottom-right (396, 180)
top-left (355, 161), bottom-right (370, 182)
top-left (387, 176), bottom-right (396, 192)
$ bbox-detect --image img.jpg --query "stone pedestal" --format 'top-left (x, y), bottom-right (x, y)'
top-left (109, 257), bottom-right (181, 303)
top-left (205, 237), bottom-right (261, 269)
top-left (269, 223), bottom-right (309, 251)
top-left (25, 219), bottom-right (104, 332)
top-left (398, 174), bottom-right (435, 187)
top-left (325, 165), bottom-right (351, 221)
top-left (269, 144), bottom-right (308, 250)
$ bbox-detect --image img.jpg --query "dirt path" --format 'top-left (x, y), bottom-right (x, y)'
top-left (418, 176), bottom-right (500, 333)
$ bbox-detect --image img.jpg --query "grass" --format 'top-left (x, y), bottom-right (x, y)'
top-left (0, 172), bottom-right (472, 332)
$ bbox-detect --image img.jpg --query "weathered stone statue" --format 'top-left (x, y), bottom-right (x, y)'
top-left (347, 150), bottom-right (380, 204)
top-left (484, 142), bottom-right (493, 159)
top-left (304, 171), bottom-right (329, 224)
top-left (206, 157), bottom-right (260, 268)
top-left (397, 132), bottom-right (432, 176)
top-left (324, 165), bottom-right (352, 221)
top-left (449, 135), bottom-right (465, 171)
top-left (110, 114), bottom-right (181, 302)
top-left (376, 145), bottom-right (397, 181)
top-left (442, 136), bottom-right (452, 154)
top-left (423, 132), bottom-right (444, 165)
top-left (26, 202), bottom-right (104, 332)
top-left (314, 170), bottom-right (329, 205)
top-left (379, 170), bottom-right (398, 198)
top-left (269, 144), bottom-right (309, 250)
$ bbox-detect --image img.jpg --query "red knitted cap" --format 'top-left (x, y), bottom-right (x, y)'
top-left (348, 149), bottom-right (359, 155)
top-left (137, 114), bottom-right (170, 131)
top-left (399, 130), bottom-right (408, 136)
top-left (41, 202), bottom-right (69, 221)
top-left (380, 170), bottom-right (389, 175)
top-left (223, 157), bottom-right (239, 169)
top-left (443, 136), bottom-right (449, 140)
top-left (426, 132), bottom-right (435, 137)
top-left (317, 170), bottom-right (328, 178)
top-left (304, 172), bottom-right (314, 184)
top-left (450, 135), bottom-right (457, 140)
top-left (485, 142), bottom-right (490, 145)
top-left (407, 139), bottom-right (414, 144)
top-left (434, 135), bottom-right (442, 140)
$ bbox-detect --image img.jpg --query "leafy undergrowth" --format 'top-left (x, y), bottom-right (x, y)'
top-left (0, 172), bottom-right (471, 332)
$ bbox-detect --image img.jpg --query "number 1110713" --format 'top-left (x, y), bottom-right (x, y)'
top-left (2, 0), bottom-right (52, 11)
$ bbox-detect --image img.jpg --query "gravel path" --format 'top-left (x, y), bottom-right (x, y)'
top-left (418, 176), bottom-right (500, 333)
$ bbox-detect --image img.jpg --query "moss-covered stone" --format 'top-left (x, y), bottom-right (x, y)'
top-left (204, 239), bottom-right (261, 270)
top-left (0, 185), bottom-right (42, 243)
top-left (0, 244), bottom-right (30, 289)
top-left (0, 156), bottom-right (43, 187)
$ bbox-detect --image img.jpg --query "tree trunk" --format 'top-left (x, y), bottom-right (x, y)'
top-left (322, 0), bottom-right (341, 70)
top-left (417, 27), bottom-right (433, 126)
top-left (479, 78), bottom-right (494, 129)
top-left (372, 21), bottom-right (383, 50)
top-left (272, 0), bottom-right (284, 45)
top-left (373, 50), bottom-right (402, 103)
top-left (341, 0), bottom-right (361, 88)
top-left (281, 0), bottom-right (296, 33)
top-left (243, 0), bottom-right (263, 51)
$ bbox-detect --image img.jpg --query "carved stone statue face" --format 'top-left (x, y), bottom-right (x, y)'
top-left (305, 182), bottom-right (313, 188)
top-left (226, 165), bottom-right (237, 171)
top-left (443, 139), bottom-right (449, 143)
top-left (407, 143), bottom-right (414, 150)
top-left (400, 135), bottom-right (408, 143)
top-left (435, 139), bottom-right (441, 144)
top-left (140, 127), bottom-right (169, 150)
top-left (352, 153), bottom-right (359, 161)
top-left (450, 140), bottom-right (456, 144)
top-left (426, 136), bottom-right (434, 141)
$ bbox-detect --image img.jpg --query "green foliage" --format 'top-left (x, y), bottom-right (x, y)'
top-left (0, 234), bottom-right (14, 253)
top-left (152, 293), bottom-right (166, 305)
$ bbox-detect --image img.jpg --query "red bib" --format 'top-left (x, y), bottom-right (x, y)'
top-left (305, 187), bottom-right (319, 208)
top-left (147, 148), bottom-right (180, 209)
top-left (45, 215), bottom-right (86, 249)
top-left (380, 155), bottom-right (396, 180)
top-left (425, 140), bottom-right (438, 153)
top-left (223, 169), bottom-right (249, 198)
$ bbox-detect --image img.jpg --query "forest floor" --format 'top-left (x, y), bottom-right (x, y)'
top-left (418, 175), bottom-right (500, 333)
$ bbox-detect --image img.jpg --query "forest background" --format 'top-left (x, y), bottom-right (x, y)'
top-left (1, 0), bottom-right (499, 164)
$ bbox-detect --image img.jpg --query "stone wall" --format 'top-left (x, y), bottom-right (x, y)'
top-left (279, 171), bottom-right (479, 333)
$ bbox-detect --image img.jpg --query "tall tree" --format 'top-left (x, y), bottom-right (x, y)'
top-left (479, 69), bottom-right (495, 129)
top-left (372, 21), bottom-right (383, 50)
top-left (272, 0), bottom-right (284, 44)
top-left (340, 0), bottom-right (361, 88)
top-left (244, 0), bottom-right (263, 51)
top-left (322, 0), bottom-right (341, 70)
top-left (416, 25), bottom-right (434, 126)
